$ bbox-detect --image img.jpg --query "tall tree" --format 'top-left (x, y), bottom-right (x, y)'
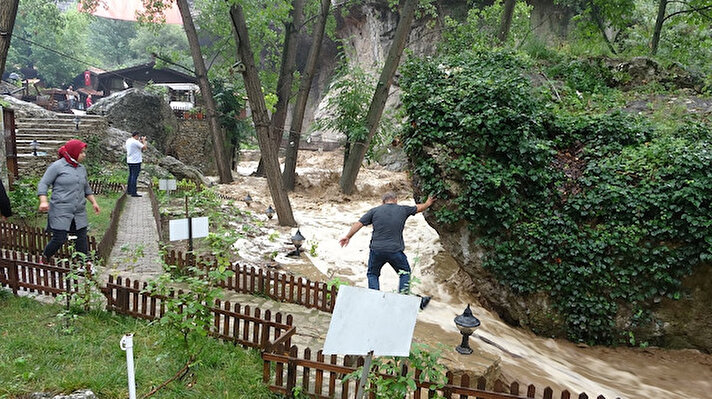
top-left (282, 0), bottom-right (331, 190)
top-left (174, 0), bottom-right (233, 183)
top-left (497, 0), bottom-right (517, 43)
top-left (0, 0), bottom-right (19, 77)
top-left (253, 0), bottom-right (305, 177)
top-left (339, 0), bottom-right (418, 195)
top-left (230, 3), bottom-right (296, 226)
top-left (651, 0), bottom-right (668, 55)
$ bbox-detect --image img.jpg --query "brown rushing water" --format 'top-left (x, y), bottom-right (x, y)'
top-left (226, 154), bottom-right (712, 399)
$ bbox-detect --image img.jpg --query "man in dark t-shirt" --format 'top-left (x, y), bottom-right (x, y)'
top-left (340, 192), bottom-right (435, 308)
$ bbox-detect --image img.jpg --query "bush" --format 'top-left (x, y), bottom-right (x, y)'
top-left (400, 49), bottom-right (712, 344)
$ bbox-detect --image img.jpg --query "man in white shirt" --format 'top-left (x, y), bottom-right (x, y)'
top-left (126, 132), bottom-right (147, 197)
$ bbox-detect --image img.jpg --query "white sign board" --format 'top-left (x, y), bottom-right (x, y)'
top-left (322, 285), bottom-right (420, 357)
top-left (159, 179), bottom-right (177, 190)
top-left (169, 217), bottom-right (209, 241)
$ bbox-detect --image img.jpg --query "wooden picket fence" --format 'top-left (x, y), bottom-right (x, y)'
top-left (262, 345), bottom-right (618, 399)
top-left (164, 250), bottom-right (338, 313)
top-left (102, 275), bottom-right (296, 351)
top-left (88, 180), bottom-right (125, 195)
top-left (0, 221), bottom-right (98, 258)
top-left (0, 250), bottom-right (91, 296)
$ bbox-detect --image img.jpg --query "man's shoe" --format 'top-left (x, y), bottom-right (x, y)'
top-left (419, 295), bottom-right (431, 310)
top-left (131, 194), bottom-right (142, 197)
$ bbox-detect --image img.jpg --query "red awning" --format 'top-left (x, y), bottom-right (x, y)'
top-left (79, 0), bottom-right (183, 25)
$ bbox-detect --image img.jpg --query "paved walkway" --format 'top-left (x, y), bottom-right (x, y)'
top-left (103, 191), bottom-right (162, 280)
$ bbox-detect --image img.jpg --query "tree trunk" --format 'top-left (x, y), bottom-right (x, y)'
top-left (175, 0), bottom-right (233, 184)
top-left (230, 4), bottom-right (297, 227)
top-left (339, 0), bottom-right (418, 195)
top-left (0, 0), bottom-right (19, 77)
top-left (589, 0), bottom-right (617, 55)
top-left (282, 0), bottom-right (331, 191)
top-left (253, 0), bottom-right (304, 178)
top-left (497, 0), bottom-right (516, 43)
top-left (651, 0), bottom-right (668, 55)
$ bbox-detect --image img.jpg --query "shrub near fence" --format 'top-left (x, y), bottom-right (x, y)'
top-left (102, 275), bottom-right (296, 351)
top-left (163, 250), bottom-right (338, 313)
top-left (0, 221), bottom-right (98, 258)
top-left (262, 345), bottom-right (618, 399)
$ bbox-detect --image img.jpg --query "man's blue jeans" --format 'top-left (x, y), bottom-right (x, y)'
top-left (127, 163), bottom-right (141, 195)
top-left (367, 250), bottom-right (411, 294)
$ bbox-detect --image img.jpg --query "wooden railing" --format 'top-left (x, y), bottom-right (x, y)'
top-left (262, 345), bottom-right (618, 399)
top-left (0, 221), bottom-right (98, 258)
top-left (164, 250), bottom-right (338, 313)
top-left (102, 275), bottom-right (296, 351)
top-left (0, 250), bottom-right (91, 296)
top-left (88, 180), bottom-right (125, 195)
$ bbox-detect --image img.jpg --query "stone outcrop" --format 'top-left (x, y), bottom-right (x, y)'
top-left (158, 155), bottom-right (211, 187)
top-left (88, 88), bottom-right (178, 153)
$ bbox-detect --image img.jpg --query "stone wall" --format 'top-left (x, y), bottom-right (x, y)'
top-left (168, 119), bottom-right (217, 175)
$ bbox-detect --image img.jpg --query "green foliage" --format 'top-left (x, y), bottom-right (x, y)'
top-left (346, 343), bottom-right (447, 398)
top-left (400, 49), bottom-right (712, 344)
top-left (314, 58), bottom-right (397, 163)
top-left (7, 0), bottom-right (91, 87)
top-left (7, 177), bottom-right (39, 222)
top-left (439, 0), bottom-right (532, 54)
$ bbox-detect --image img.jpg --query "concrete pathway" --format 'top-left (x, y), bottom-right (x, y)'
top-left (103, 191), bottom-right (162, 280)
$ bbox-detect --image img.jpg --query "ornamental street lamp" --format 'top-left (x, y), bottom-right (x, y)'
top-left (287, 228), bottom-right (305, 257)
top-left (30, 140), bottom-right (40, 156)
top-left (265, 205), bottom-right (275, 219)
top-left (454, 304), bottom-right (480, 355)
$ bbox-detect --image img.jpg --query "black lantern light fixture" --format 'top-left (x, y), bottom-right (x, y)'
top-left (287, 228), bottom-right (305, 257)
top-left (265, 205), bottom-right (275, 219)
top-left (30, 139), bottom-right (40, 156)
top-left (243, 193), bottom-right (252, 207)
top-left (73, 115), bottom-right (81, 130)
top-left (454, 304), bottom-right (480, 355)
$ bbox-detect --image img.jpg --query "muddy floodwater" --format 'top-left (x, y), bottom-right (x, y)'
top-left (222, 151), bottom-right (712, 399)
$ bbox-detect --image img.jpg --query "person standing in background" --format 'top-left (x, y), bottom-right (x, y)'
top-left (125, 132), bottom-right (147, 197)
top-left (85, 94), bottom-right (93, 109)
top-left (0, 179), bottom-right (12, 220)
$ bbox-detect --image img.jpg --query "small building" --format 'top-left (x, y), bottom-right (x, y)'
top-left (73, 61), bottom-right (199, 114)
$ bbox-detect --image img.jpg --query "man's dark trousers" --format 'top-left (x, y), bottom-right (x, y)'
top-left (127, 163), bottom-right (141, 195)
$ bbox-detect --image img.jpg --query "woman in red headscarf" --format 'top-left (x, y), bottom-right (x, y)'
top-left (37, 139), bottom-right (100, 261)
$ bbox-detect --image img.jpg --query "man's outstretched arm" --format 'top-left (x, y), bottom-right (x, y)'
top-left (339, 221), bottom-right (364, 247)
top-left (416, 196), bottom-right (435, 213)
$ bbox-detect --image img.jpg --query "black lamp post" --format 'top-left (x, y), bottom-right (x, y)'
top-left (73, 115), bottom-right (81, 130)
top-left (30, 139), bottom-right (40, 156)
top-left (454, 304), bottom-right (480, 355)
top-left (243, 193), bottom-right (252, 207)
top-left (265, 205), bottom-right (275, 219)
top-left (287, 229), bottom-right (305, 257)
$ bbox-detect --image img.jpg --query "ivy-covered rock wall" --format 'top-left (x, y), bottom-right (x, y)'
top-left (400, 50), bottom-right (712, 349)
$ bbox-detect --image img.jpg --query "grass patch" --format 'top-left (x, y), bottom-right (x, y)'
top-left (0, 293), bottom-right (277, 398)
top-left (6, 192), bottom-right (121, 240)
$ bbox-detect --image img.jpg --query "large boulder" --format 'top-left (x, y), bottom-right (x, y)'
top-left (88, 88), bottom-right (178, 153)
top-left (0, 94), bottom-right (56, 118)
top-left (100, 127), bottom-right (210, 187)
top-left (159, 155), bottom-right (211, 187)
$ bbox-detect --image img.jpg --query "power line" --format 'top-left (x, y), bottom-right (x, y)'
top-left (12, 34), bottom-right (177, 86)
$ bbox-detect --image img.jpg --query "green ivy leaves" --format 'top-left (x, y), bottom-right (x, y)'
top-left (401, 49), bottom-right (712, 345)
